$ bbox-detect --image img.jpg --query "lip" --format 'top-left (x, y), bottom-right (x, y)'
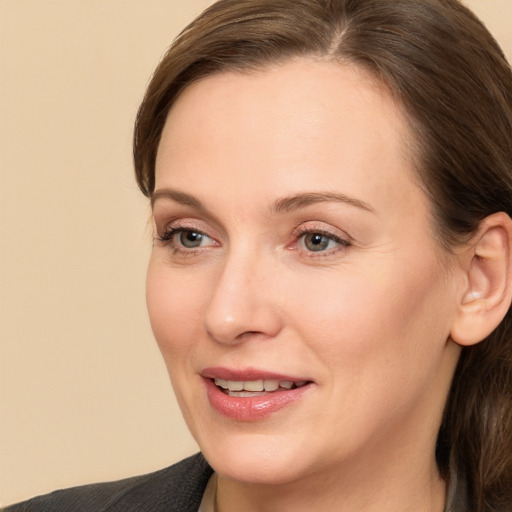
top-left (201, 367), bottom-right (314, 421)
top-left (201, 367), bottom-right (310, 382)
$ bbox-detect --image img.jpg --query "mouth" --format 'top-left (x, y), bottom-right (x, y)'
top-left (201, 368), bottom-right (314, 421)
top-left (213, 378), bottom-right (310, 397)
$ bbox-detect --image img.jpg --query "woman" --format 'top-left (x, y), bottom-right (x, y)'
top-left (4, 0), bottom-right (512, 511)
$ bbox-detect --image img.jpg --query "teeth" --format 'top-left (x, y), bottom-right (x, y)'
top-left (264, 379), bottom-right (280, 391)
top-left (214, 378), bottom-right (228, 389)
top-left (214, 378), bottom-right (307, 393)
top-left (244, 380), bottom-right (264, 392)
top-left (222, 380), bottom-right (243, 391)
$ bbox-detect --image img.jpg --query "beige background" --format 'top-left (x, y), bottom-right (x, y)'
top-left (1, 0), bottom-right (511, 506)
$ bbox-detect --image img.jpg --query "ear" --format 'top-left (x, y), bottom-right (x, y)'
top-left (451, 212), bottom-right (512, 347)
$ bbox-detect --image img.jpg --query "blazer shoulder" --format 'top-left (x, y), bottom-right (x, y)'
top-left (2, 453), bottom-right (213, 512)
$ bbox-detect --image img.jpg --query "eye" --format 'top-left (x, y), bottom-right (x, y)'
top-left (157, 226), bottom-right (216, 250)
top-left (294, 227), bottom-right (351, 255)
top-left (176, 230), bottom-right (209, 248)
top-left (301, 232), bottom-right (339, 252)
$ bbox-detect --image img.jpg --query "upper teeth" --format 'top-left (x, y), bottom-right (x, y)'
top-left (214, 378), bottom-right (307, 392)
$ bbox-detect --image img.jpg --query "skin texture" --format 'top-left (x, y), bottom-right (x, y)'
top-left (146, 59), bottom-right (466, 512)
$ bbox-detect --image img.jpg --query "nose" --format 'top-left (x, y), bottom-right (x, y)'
top-left (203, 248), bottom-right (283, 345)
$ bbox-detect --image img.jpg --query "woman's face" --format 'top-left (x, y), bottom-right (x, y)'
top-left (147, 60), bottom-right (462, 485)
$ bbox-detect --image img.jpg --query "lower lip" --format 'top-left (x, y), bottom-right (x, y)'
top-left (204, 378), bottom-right (312, 421)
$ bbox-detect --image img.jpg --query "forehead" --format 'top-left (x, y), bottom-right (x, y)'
top-left (157, 59), bottom-right (412, 170)
top-left (155, 58), bottom-right (422, 221)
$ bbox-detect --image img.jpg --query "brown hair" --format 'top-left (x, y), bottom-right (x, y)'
top-left (134, 1), bottom-right (512, 509)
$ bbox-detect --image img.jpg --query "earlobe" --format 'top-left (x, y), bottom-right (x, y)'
top-left (451, 212), bottom-right (512, 347)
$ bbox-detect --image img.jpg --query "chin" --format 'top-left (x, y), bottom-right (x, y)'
top-left (197, 431), bottom-right (319, 485)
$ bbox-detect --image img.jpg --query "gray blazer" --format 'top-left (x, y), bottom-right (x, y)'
top-left (1, 454), bottom-right (213, 512)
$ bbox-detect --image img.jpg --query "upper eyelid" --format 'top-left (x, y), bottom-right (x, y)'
top-left (295, 226), bottom-right (346, 237)
top-left (295, 230), bottom-right (350, 248)
top-left (292, 221), bottom-right (351, 240)
top-left (161, 224), bottom-right (215, 242)
top-left (154, 217), bottom-right (211, 236)
top-left (153, 212), bottom-right (225, 239)
top-left (163, 222), bottom-right (207, 233)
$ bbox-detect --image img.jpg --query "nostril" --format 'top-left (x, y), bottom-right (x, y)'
top-left (236, 330), bottom-right (264, 340)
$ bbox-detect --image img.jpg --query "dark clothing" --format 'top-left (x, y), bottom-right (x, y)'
top-left (2, 454), bottom-right (213, 512)
top-left (2, 452), bottom-right (468, 511)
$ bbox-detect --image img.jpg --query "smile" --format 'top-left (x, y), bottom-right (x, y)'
top-left (214, 378), bottom-right (308, 397)
top-left (201, 369), bottom-right (314, 421)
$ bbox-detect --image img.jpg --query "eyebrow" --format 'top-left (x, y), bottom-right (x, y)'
top-left (151, 188), bottom-right (205, 210)
top-left (271, 192), bottom-right (375, 214)
top-left (151, 188), bottom-right (375, 215)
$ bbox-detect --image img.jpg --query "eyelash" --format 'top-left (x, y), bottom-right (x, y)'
top-left (155, 224), bottom-right (351, 257)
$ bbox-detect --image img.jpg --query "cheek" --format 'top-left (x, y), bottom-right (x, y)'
top-left (285, 261), bottom-right (456, 440)
top-left (284, 257), bottom-right (454, 375)
top-left (146, 257), bottom-right (207, 356)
